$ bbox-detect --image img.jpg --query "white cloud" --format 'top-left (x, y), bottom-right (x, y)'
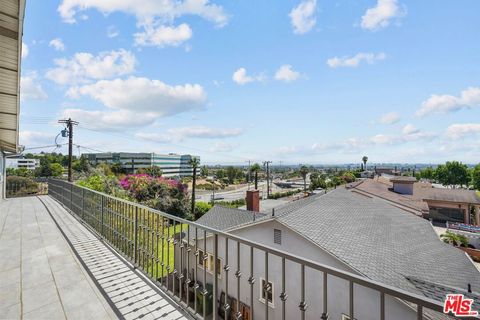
top-left (49, 38), bottom-right (65, 51)
top-left (371, 126), bottom-right (435, 145)
top-left (379, 112), bottom-right (400, 124)
top-left (327, 52), bottom-right (386, 68)
top-left (232, 68), bottom-right (253, 85)
top-left (446, 123), bottom-right (480, 139)
top-left (361, 0), bottom-right (404, 31)
top-left (416, 87), bottom-right (480, 117)
top-left (67, 76), bottom-right (207, 117)
top-left (210, 141), bottom-right (234, 152)
top-left (62, 109), bottom-right (157, 130)
top-left (168, 126), bottom-right (243, 139)
top-left (402, 124), bottom-right (419, 135)
top-left (289, 0), bottom-right (317, 34)
top-left (58, 0), bottom-right (228, 27)
top-left (107, 25), bottom-right (119, 38)
top-left (19, 131), bottom-right (55, 146)
top-left (22, 42), bottom-right (28, 58)
top-left (232, 68), bottom-right (265, 85)
top-left (134, 23), bottom-right (192, 47)
top-left (274, 65), bottom-right (301, 82)
top-left (20, 72), bottom-right (48, 101)
top-left (46, 49), bottom-right (136, 85)
top-left (370, 134), bottom-right (398, 145)
top-left (136, 126), bottom-right (243, 143)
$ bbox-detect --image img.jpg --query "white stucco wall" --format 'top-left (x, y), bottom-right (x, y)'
top-left (178, 220), bottom-right (419, 320)
top-left (393, 183), bottom-right (414, 195)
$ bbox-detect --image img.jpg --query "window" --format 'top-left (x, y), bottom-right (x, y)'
top-left (198, 250), bottom-right (204, 267)
top-left (273, 229), bottom-right (282, 244)
top-left (259, 278), bottom-right (274, 307)
top-left (197, 250), bottom-right (222, 276)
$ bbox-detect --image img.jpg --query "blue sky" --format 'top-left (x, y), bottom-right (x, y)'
top-left (19, 0), bottom-right (480, 165)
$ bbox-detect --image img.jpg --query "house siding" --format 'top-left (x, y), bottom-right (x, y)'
top-left (178, 220), bottom-right (418, 320)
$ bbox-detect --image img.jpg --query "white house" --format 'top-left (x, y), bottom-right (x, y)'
top-left (178, 188), bottom-right (480, 320)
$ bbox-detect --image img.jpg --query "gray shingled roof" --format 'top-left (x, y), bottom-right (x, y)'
top-left (196, 188), bottom-right (480, 301)
top-left (275, 188), bottom-right (480, 296)
top-left (196, 205), bottom-right (267, 231)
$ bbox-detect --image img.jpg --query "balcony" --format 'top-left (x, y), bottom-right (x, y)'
top-left (0, 180), bottom-right (456, 320)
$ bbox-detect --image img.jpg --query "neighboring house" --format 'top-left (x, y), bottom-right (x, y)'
top-left (6, 157), bottom-right (40, 170)
top-left (84, 152), bottom-right (199, 177)
top-left (181, 188), bottom-right (480, 320)
top-left (374, 167), bottom-right (401, 176)
top-left (353, 177), bottom-right (480, 225)
top-left (359, 170), bottom-right (374, 179)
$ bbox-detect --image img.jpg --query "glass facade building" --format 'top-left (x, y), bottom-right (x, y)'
top-left (84, 152), bottom-right (199, 177)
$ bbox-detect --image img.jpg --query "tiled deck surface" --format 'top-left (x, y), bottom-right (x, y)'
top-left (0, 196), bottom-right (191, 320)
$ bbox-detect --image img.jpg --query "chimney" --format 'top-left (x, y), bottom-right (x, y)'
top-left (246, 190), bottom-right (260, 212)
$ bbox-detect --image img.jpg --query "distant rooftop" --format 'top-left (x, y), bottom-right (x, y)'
top-left (354, 178), bottom-right (480, 211)
top-left (390, 176), bottom-right (417, 183)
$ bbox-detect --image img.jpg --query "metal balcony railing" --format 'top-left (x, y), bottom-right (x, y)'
top-left (47, 179), bottom-right (453, 320)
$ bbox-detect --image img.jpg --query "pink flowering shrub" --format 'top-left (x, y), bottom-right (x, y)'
top-left (119, 174), bottom-right (188, 217)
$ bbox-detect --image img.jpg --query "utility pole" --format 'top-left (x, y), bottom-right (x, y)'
top-left (58, 118), bottom-right (78, 182)
top-left (263, 161), bottom-right (272, 199)
top-left (246, 160), bottom-right (251, 190)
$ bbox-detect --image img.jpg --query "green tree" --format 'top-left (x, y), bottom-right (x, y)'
top-left (471, 164), bottom-right (480, 190)
top-left (216, 169), bottom-right (225, 180)
top-left (49, 163), bottom-right (64, 177)
top-left (138, 166), bottom-right (163, 177)
top-left (110, 163), bottom-right (126, 175)
top-left (195, 201), bottom-right (213, 219)
top-left (362, 156), bottom-right (368, 170)
top-left (200, 165), bottom-right (208, 178)
top-left (418, 167), bottom-right (435, 181)
top-left (189, 157), bottom-right (200, 219)
top-left (340, 172), bottom-right (356, 184)
top-left (435, 161), bottom-right (470, 188)
top-left (250, 163), bottom-right (261, 190)
top-left (226, 166), bottom-right (237, 184)
top-left (73, 156), bottom-right (90, 173)
top-left (309, 177), bottom-right (326, 191)
top-left (6, 167), bottom-right (33, 177)
top-left (299, 165), bottom-right (309, 193)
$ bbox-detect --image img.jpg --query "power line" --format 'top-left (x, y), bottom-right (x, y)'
top-left (23, 143), bottom-right (68, 151)
top-left (76, 123), bottom-right (252, 162)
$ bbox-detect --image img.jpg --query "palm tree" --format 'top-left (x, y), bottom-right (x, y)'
top-left (299, 165), bottom-right (309, 193)
top-left (189, 157), bottom-right (200, 219)
top-left (440, 231), bottom-right (469, 247)
top-left (250, 163), bottom-right (261, 190)
top-left (362, 156), bottom-right (368, 171)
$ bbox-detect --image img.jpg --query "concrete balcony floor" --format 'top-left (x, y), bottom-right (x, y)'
top-left (0, 196), bottom-right (191, 320)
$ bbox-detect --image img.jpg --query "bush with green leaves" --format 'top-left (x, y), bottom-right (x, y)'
top-left (6, 167), bottom-right (33, 177)
top-left (269, 189), bottom-right (301, 199)
top-left (441, 231), bottom-right (469, 247)
top-left (6, 176), bottom-right (38, 196)
top-left (195, 201), bottom-right (213, 218)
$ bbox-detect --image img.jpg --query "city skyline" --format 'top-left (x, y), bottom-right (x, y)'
top-left (19, 0), bottom-right (480, 164)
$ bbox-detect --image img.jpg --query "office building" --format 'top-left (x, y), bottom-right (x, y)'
top-left (84, 152), bottom-right (199, 177)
